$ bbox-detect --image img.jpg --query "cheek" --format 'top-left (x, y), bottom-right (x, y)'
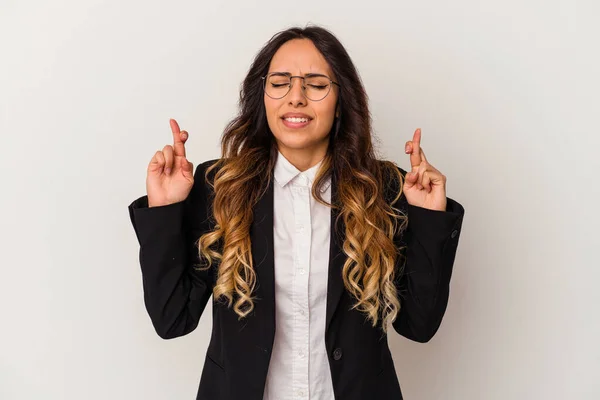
top-left (315, 100), bottom-right (337, 126)
top-left (264, 97), bottom-right (279, 126)
top-left (264, 96), bottom-right (273, 116)
top-left (264, 99), bottom-right (296, 142)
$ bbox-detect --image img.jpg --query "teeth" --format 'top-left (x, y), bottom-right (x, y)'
top-left (285, 117), bottom-right (309, 123)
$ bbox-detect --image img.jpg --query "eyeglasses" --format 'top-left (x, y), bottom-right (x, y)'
top-left (262, 72), bottom-right (340, 101)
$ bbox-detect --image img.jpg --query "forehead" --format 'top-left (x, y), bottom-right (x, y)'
top-left (268, 39), bottom-right (334, 77)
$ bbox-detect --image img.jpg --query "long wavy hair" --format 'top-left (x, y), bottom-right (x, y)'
top-left (197, 25), bottom-right (408, 333)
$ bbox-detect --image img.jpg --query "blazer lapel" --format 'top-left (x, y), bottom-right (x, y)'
top-left (325, 170), bottom-right (346, 335)
top-left (250, 176), bottom-right (276, 348)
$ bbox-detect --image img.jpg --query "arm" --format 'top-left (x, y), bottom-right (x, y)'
top-left (128, 161), bottom-right (215, 339)
top-left (391, 167), bottom-right (465, 342)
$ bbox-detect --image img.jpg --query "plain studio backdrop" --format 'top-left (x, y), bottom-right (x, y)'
top-left (1, 0), bottom-right (598, 399)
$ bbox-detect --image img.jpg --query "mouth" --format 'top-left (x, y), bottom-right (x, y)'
top-left (281, 114), bottom-right (313, 129)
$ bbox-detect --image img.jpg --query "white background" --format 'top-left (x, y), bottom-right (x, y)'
top-left (1, 0), bottom-right (598, 399)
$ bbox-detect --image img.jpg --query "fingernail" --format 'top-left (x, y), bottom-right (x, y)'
top-left (405, 144), bottom-right (410, 153)
top-left (165, 167), bottom-right (171, 175)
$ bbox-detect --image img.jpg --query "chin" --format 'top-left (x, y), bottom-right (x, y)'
top-left (275, 134), bottom-right (327, 151)
top-left (276, 137), bottom-right (314, 150)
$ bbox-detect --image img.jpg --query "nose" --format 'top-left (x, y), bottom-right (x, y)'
top-left (287, 76), bottom-right (306, 107)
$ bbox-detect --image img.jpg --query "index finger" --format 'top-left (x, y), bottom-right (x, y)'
top-left (170, 118), bottom-right (186, 157)
top-left (410, 128), bottom-right (422, 170)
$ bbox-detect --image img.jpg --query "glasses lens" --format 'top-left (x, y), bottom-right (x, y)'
top-left (265, 73), bottom-right (291, 99)
top-left (304, 76), bottom-right (331, 101)
top-left (264, 74), bottom-right (332, 101)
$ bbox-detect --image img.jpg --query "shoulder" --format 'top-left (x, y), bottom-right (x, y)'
top-left (377, 159), bottom-right (407, 189)
top-left (192, 158), bottom-right (221, 184)
top-left (377, 159), bottom-right (408, 177)
top-left (374, 159), bottom-right (410, 211)
top-left (196, 158), bottom-right (221, 172)
top-left (185, 159), bottom-right (221, 206)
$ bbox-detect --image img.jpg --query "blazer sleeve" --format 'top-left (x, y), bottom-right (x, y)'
top-left (127, 161), bottom-right (216, 339)
top-left (391, 166), bottom-right (465, 342)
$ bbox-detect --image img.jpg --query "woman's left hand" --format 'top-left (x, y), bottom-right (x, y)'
top-left (403, 128), bottom-right (447, 212)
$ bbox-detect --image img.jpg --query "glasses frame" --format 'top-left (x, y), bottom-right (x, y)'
top-left (261, 72), bottom-right (340, 101)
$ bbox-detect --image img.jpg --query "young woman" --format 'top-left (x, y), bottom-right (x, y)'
top-left (128, 25), bottom-right (464, 400)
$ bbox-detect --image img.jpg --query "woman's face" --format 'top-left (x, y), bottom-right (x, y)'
top-left (264, 39), bottom-right (338, 164)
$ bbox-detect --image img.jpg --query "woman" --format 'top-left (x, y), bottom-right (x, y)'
top-left (128, 25), bottom-right (464, 400)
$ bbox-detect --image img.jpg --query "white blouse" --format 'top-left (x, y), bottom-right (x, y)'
top-left (262, 150), bottom-right (335, 400)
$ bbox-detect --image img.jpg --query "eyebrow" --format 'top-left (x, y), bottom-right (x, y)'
top-left (269, 71), bottom-right (330, 78)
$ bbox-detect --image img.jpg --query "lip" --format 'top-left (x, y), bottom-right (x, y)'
top-left (281, 112), bottom-right (313, 120)
top-left (281, 112), bottom-right (313, 129)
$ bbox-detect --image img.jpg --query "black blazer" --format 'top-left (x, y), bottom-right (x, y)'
top-left (128, 159), bottom-right (465, 400)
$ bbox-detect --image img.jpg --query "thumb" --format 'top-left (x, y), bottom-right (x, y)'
top-left (403, 170), bottom-right (418, 190)
top-left (181, 158), bottom-right (194, 179)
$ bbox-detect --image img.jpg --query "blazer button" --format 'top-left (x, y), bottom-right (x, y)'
top-left (451, 229), bottom-right (459, 239)
top-left (333, 348), bottom-right (343, 360)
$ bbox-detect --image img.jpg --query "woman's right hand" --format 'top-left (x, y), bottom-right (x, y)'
top-left (146, 119), bottom-right (194, 207)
